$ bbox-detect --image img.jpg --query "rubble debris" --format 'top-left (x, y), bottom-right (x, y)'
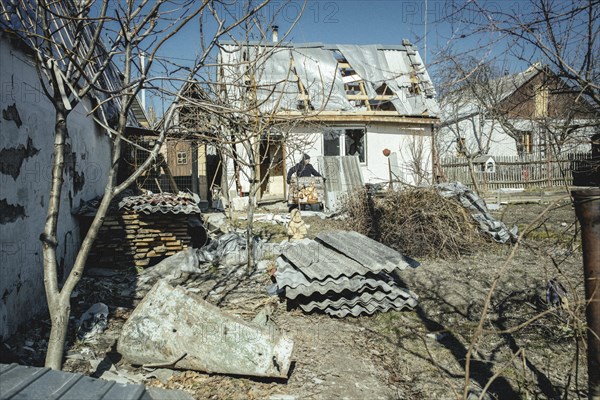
top-left (287, 209), bottom-right (307, 240)
top-left (436, 182), bottom-right (518, 243)
top-left (275, 231), bottom-right (418, 317)
top-left (135, 232), bottom-right (265, 297)
top-left (239, 213), bottom-right (292, 225)
top-left (118, 280), bottom-right (294, 378)
top-left (77, 303), bottom-right (109, 341)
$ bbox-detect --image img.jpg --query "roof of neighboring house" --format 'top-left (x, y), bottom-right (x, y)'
top-left (440, 64), bottom-right (545, 124)
top-left (0, 1), bottom-right (149, 129)
top-left (440, 63), bottom-right (598, 125)
top-left (154, 80), bottom-right (214, 134)
top-left (218, 40), bottom-right (439, 120)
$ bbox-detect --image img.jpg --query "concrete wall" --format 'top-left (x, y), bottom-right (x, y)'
top-left (0, 37), bottom-right (111, 339)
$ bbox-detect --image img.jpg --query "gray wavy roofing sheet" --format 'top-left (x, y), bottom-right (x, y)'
top-left (299, 287), bottom-right (417, 312)
top-left (0, 363), bottom-right (193, 400)
top-left (316, 231), bottom-right (420, 272)
top-left (118, 194), bottom-right (201, 215)
top-left (324, 296), bottom-right (418, 317)
top-left (281, 240), bottom-right (370, 281)
top-left (275, 231), bottom-right (419, 316)
top-left (316, 156), bottom-right (364, 213)
top-left (276, 259), bottom-right (400, 300)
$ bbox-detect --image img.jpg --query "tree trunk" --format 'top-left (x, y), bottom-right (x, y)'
top-left (246, 167), bottom-right (257, 274)
top-left (43, 106), bottom-right (68, 369)
top-left (45, 295), bottom-right (70, 370)
top-left (467, 157), bottom-right (482, 195)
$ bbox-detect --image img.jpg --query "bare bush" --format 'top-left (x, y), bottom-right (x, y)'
top-left (342, 188), bottom-right (485, 258)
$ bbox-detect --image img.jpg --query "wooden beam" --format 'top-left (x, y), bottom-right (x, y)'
top-left (274, 111), bottom-right (438, 124)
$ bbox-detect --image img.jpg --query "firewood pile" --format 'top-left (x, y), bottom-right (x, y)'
top-left (89, 213), bottom-right (192, 268)
top-left (84, 193), bottom-right (202, 268)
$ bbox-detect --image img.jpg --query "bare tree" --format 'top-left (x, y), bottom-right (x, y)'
top-left (157, 4), bottom-right (337, 272)
top-left (0, 0), bottom-right (270, 370)
top-left (431, 1), bottom-right (600, 396)
top-left (437, 0), bottom-right (599, 157)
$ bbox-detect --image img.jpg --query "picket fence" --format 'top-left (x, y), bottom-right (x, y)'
top-left (440, 152), bottom-right (594, 189)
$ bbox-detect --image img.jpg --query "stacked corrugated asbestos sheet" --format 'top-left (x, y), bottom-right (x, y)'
top-left (276, 231), bottom-right (419, 317)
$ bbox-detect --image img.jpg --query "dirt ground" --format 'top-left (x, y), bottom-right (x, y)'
top-left (1, 199), bottom-right (589, 400)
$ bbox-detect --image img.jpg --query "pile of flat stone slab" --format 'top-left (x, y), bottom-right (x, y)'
top-left (275, 231), bottom-right (419, 317)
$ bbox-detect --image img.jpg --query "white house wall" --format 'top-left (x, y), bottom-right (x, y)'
top-left (438, 117), bottom-right (518, 158)
top-left (287, 123), bottom-right (433, 186)
top-left (438, 116), bottom-right (591, 158)
top-left (0, 38), bottom-right (111, 339)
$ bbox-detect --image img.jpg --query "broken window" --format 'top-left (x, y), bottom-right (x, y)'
top-left (323, 128), bottom-right (366, 163)
top-left (177, 151), bottom-right (188, 165)
top-left (344, 129), bottom-right (366, 161)
top-left (323, 130), bottom-right (341, 157)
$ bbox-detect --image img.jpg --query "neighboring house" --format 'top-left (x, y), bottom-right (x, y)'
top-left (438, 64), bottom-right (598, 159)
top-left (143, 81), bottom-right (220, 204)
top-left (217, 38), bottom-right (440, 199)
top-left (0, 28), bottom-right (147, 338)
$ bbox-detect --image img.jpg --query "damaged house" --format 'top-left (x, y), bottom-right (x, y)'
top-left (217, 37), bottom-right (440, 200)
top-left (0, 23), bottom-right (148, 338)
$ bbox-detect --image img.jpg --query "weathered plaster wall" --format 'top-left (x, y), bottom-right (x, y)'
top-left (0, 37), bottom-right (111, 339)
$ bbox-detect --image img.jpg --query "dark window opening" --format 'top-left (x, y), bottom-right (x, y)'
top-left (323, 128), bottom-right (366, 163)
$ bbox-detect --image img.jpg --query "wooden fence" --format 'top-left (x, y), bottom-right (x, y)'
top-left (440, 152), bottom-right (595, 190)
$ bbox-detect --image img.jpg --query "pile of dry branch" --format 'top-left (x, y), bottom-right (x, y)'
top-left (342, 187), bottom-right (484, 258)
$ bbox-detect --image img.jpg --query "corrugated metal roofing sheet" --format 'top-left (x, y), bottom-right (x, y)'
top-left (0, 363), bottom-right (193, 400)
top-left (275, 231), bottom-right (419, 317)
top-left (317, 156), bottom-right (365, 213)
top-left (118, 193), bottom-right (201, 215)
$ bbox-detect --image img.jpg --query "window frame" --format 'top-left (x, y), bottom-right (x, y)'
top-left (322, 127), bottom-right (367, 164)
top-left (176, 151), bottom-right (188, 165)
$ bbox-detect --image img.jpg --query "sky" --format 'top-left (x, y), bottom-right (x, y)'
top-left (145, 0), bottom-right (537, 117)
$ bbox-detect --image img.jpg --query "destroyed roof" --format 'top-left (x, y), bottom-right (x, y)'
top-left (0, 0), bottom-right (148, 128)
top-left (0, 363), bottom-right (193, 400)
top-left (118, 193), bottom-right (202, 215)
top-left (218, 40), bottom-right (439, 118)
